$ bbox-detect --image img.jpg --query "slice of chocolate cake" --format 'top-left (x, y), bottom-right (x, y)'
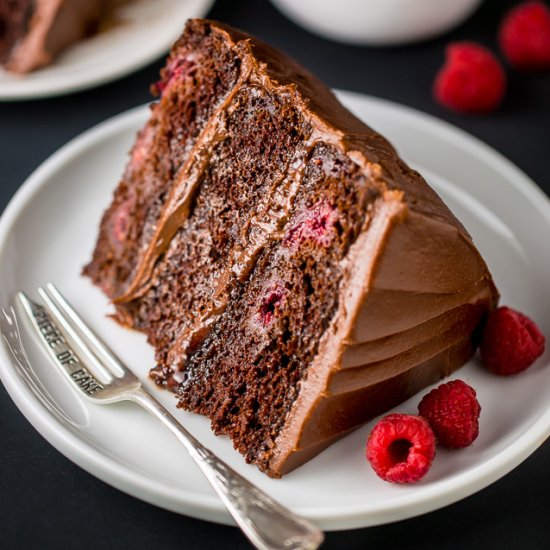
top-left (85, 19), bottom-right (498, 477)
top-left (0, 0), bottom-right (109, 73)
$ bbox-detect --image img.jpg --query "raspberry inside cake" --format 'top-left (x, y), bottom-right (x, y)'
top-left (85, 19), bottom-right (498, 477)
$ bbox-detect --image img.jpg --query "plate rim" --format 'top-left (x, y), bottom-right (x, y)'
top-left (0, 0), bottom-right (216, 101)
top-left (1, 90), bottom-right (549, 530)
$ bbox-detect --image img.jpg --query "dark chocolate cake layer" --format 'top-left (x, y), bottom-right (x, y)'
top-left (85, 19), bottom-right (498, 477)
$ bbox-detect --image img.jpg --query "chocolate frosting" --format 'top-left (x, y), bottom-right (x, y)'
top-left (270, 198), bottom-right (496, 474)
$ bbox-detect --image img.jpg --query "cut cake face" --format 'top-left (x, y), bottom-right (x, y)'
top-left (84, 19), bottom-right (498, 477)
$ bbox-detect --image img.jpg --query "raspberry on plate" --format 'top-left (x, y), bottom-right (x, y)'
top-left (433, 42), bottom-right (506, 113)
top-left (418, 380), bottom-right (481, 449)
top-left (499, 1), bottom-right (550, 71)
top-left (366, 413), bottom-right (436, 483)
top-left (480, 307), bottom-right (546, 375)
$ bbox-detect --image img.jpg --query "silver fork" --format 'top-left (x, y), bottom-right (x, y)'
top-left (16, 283), bottom-right (324, 550)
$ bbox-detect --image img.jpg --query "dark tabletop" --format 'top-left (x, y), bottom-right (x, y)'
top-left (1, 0), bottom-right (549, 548)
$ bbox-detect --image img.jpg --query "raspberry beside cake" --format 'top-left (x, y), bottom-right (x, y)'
top-left (84, 19), bottom-right (498, 477)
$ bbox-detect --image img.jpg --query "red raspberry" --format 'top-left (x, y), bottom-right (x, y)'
top-left (366, 413), bottom-right (435, 483)
top-left (499, 1), bottom-right (550, 71)
top-left (258, 284), bottom-right (286, 326)
top-left (433, 42), bottom-right (506, 113)
top-left (284, 201), bottom-right (338, 250)
top-left (418, 380), bottom-right (481, 449)
top-left (480, 307), bottom-right (545, 375)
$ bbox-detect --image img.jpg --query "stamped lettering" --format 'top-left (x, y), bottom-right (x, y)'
top-left (71, 368), bottom-right (104, 395)
top-left (30, 303), bottom-right (104, 396)
top-left (33, 306), bottom-right (65, 349)
top-left (56, 349), bottom-right (78, 366)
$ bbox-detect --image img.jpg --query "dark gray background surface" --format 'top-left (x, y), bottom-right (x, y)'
top-left (1, 0), bottom-right (549, 548)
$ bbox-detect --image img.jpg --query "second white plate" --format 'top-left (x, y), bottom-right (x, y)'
top-left (0, 91), bottom-right (549, 530)
top-left (0, 0), bottom-right (215, 100)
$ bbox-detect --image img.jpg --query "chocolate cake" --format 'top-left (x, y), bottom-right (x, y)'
top-left (85, 19), bottom-right (498, 477)
top-left (0, 0), bottom-right (110, 73)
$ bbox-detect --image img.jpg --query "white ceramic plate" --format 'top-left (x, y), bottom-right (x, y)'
top-left (0, 0), bottom-right (214, 100)
top-left (0, 91), bottom-right (549, 530)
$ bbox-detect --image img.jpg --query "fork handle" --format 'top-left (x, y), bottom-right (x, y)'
top-left (129, 388), bottom-right (323, 550)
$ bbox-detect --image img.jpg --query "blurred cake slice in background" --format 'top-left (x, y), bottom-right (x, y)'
top-left (0, 0), bottom-right (115, 73)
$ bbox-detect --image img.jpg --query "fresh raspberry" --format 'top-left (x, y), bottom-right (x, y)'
top-left (284, 202), bottom-right (338, 250)
top-left (499, 1), bottom-right (550, 71)
top-left (258, 284), bottom-right (286, 326)
top-left (433, 42), bottom-right (506, 113)
top-left (480, 307), bottom-right (545, 375)
top-left (366, 413), bottom-right (436, 483)
top-left (153, 56), bottom-right (198, 95)
top-left (418, 380), bottom-right (481, 449)
top-left (112, 199), bottom-right (132, 244)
